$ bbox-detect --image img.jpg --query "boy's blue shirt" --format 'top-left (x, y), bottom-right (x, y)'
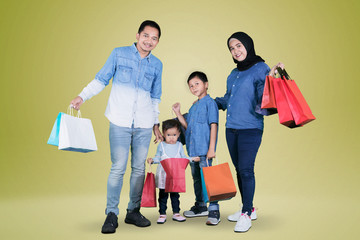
top-left (185, 94), bottom-right (219, 157)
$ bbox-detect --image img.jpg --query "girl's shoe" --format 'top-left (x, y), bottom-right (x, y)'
top-left (157, 215), bottom-right (167, 224)
top-left (172, 213), bottom-right (186, 222)
top-left (228, 208), bottom-right (257, 222)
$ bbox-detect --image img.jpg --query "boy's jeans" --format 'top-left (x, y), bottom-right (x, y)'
top-left (105, 122), bottom-right (152, 215)
top-left (190, 156), bottom-right (219, 211)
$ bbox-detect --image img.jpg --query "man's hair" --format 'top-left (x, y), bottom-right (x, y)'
top-left (187, 71), bottom-right (208, 84)
top-left (162, 119), bottom-right (180, 133)
top-left (138, 20), bottom-right (161, 39)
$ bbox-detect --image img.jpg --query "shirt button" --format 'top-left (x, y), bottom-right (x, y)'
top-left (228, 114), bottom-right (230, 117)
top-left (229, 104), bottom-right (231, 107)
top-left (237, 76), bottom-right (239, 78)
top-left (233, 85), bottom-right (235, 87)
top-left (231, 95), bottom-right (233, 97)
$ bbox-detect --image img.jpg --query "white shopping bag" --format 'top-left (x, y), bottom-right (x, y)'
top-left (48, 106), bottom-right (97, 153)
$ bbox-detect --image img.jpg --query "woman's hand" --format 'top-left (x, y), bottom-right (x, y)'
top-left (70, 96), bottom-right (83, 110)
top-left (269, 62), bottom-right (285, 77)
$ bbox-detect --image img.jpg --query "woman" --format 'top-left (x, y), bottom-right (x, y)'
top-left (215, 32), bottom-right (282, 233)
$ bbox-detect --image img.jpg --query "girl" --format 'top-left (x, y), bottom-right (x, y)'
top-left (215, 32), bottom-right (283, 232)
top-left (172, 71), bottom-right (220, 225)
top-left (147, 119), bottom-right (199, 224)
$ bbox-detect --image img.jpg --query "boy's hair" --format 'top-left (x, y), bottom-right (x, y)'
top-left (138, 20), bottom-right (161, 39)
top-left (162, 119), bottom-right (181, 133)
top-left (187, 71), bottom-right (208, 84)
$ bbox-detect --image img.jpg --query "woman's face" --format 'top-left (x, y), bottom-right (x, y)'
top-left (229, 39), bottom-right (247, 62)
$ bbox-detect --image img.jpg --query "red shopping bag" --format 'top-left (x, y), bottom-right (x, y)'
top-left (261, 75), bottom-right (277, 110)
top-left (201, 162), bottom-right (237, 202)
top-left (140, 171), bottom-right (156, 207)
top-left (281, 73), bottom-right (316, 126)
top-left (160, 158), bottom-right (189, 193)
top-left (272, 76), bottom-right (299, 128)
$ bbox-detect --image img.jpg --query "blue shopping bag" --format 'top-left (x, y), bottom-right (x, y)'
top-left (47, 112), bottom-right (64, 146)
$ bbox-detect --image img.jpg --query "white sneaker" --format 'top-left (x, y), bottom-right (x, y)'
top-left (234, 212), bottom-right (251, 233)
top-left (228, 208), bottom-right (257, 222)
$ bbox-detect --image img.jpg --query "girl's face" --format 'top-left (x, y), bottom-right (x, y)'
top-left (188, 77), bottom-right (208, 99)
top-left (229, 39), bottom-right (247, 62)
top-left (164, 127), bottom-right (180, 144)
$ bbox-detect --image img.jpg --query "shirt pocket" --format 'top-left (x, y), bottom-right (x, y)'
top-left (115, 65), bottom-right (133, 83)
top-left (142, 73), bottom-right (155, 91)
top-left (197, 109), bottom-right (207, 124)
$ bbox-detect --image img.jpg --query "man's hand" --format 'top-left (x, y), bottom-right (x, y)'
top-left (153, 124), bottom-right (163, 143)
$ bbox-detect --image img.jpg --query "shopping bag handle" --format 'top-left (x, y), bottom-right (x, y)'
top-left (205, 157), bottom-right (219, 167)
top-left (68, 105), bottom-right (82, 118)
top-left (276, 67), bottom-right (291, 80)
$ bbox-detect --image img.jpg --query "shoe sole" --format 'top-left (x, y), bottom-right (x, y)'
top-left (124, 219), bottom-right (151, 227)
top-left (228, 217), bottom-right (257, 222)
top-left (206, 219), bottom-right (220, 226)
top-left (172, 218), bottom-right (186, 222)
top-left (157, 220), bottom-right (166, 224)
top-left (234, 226), bottom-right (251, 233)
top-left (184, 212), bottom-right (209, 218)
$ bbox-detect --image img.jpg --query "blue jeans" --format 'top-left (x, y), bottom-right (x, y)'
top-left (226, 128), bottom-right (263, 215)
top-left (190, 156), bottom-right (219, 211)
top-left (105, 122), bottom-right (152, 215)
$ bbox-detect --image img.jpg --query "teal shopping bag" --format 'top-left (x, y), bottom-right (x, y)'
top-left (47, 112), bottom-right (64, 146)
top-left (200, 168), bottom-right (210, 203)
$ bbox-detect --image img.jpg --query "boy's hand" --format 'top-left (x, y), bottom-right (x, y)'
top-left (147, 158), bottom-right (154, 164)
top-left (206, 149), bottom-right (216, 159)
top-left (172, 102), bottom-right (181, 114)
top-left (192, 156), bottom-right (200, 162)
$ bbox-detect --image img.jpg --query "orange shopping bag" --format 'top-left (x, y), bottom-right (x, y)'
top-left (200, 159), bottom-right (237, 202)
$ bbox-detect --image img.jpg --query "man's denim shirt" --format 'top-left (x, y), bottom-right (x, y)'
top-left (79, 44), bottom-right (163, 128)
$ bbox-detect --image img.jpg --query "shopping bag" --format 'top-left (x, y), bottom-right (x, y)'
top-left (272, 76), bottom-right (300, 128)
top-left (160, 158), bottom-right (189, 193)
top-left (47, 107), bottom-right (97, 152)
top-left (141, 166), bottom-right (156, 207)
top-left (200, 160), bottom-right (237, 202)
top-left (261, 75), bottom-right (277, 112)
top-left (279, 69), bottom-right (316, 126)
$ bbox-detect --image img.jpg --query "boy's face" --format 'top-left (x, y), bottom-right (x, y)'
top-left (136, 26), bottom-right (159, 56)
top-left (188, 77), bottom-right (208, 99)
top-left (164, 127), bottom-right (180, 145)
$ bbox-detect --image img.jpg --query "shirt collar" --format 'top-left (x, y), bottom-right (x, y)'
top-left (196, 94), bottom-right (210, 104)
top-left (132, 43), bottom-right (152, 62)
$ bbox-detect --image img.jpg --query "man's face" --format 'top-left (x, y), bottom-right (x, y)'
top-left (136, 26), bottom-right (159, 56)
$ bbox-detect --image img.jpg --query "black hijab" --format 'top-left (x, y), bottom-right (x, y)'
top-left (227, 32), bottom-right (265, 71)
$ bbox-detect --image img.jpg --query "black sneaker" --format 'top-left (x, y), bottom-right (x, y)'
top-left (206, 210), bottom-right (220, 225)
top-left (183, 202), bottom-right (208, 217)
top-left (124, 208), bottom-right (151, 227)
top-left (101, 212), bottom-right (118, 234)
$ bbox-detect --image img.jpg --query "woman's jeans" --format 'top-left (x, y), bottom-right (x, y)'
top-left (105, 122), bottom-right (152, 215)
top-left (190, 156), bottom-right (219, 211)
top-left (226, 128), bottom-right (263, 215)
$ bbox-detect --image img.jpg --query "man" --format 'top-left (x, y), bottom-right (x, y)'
top-left (70, 20), bottom-right (163, 234)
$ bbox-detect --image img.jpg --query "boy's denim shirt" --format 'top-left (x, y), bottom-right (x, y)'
top-left (185, 94), bottom-right (219, 157)
top-left (79, 44), bottom-right (163, 128)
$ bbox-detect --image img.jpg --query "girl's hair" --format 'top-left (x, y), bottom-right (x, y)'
top-left (187, 71), bottom-right (208, 84)
top-left (162, 119), bottom-right (181, 133)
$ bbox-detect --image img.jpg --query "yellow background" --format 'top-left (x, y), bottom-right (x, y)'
top-left (1, 0), bottom-right (359, 239)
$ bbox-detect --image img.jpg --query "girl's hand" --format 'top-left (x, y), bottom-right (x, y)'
top-left (147, 158), bottom-right (154, 164)
top-left (269, 62), bottom-right (285, 77)
top-left (206, 149), bottom-right (216, 159)
top-left (172, 102), bottom-right (181, 114)
top-left (192, 156), bottom-right (200, 162)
